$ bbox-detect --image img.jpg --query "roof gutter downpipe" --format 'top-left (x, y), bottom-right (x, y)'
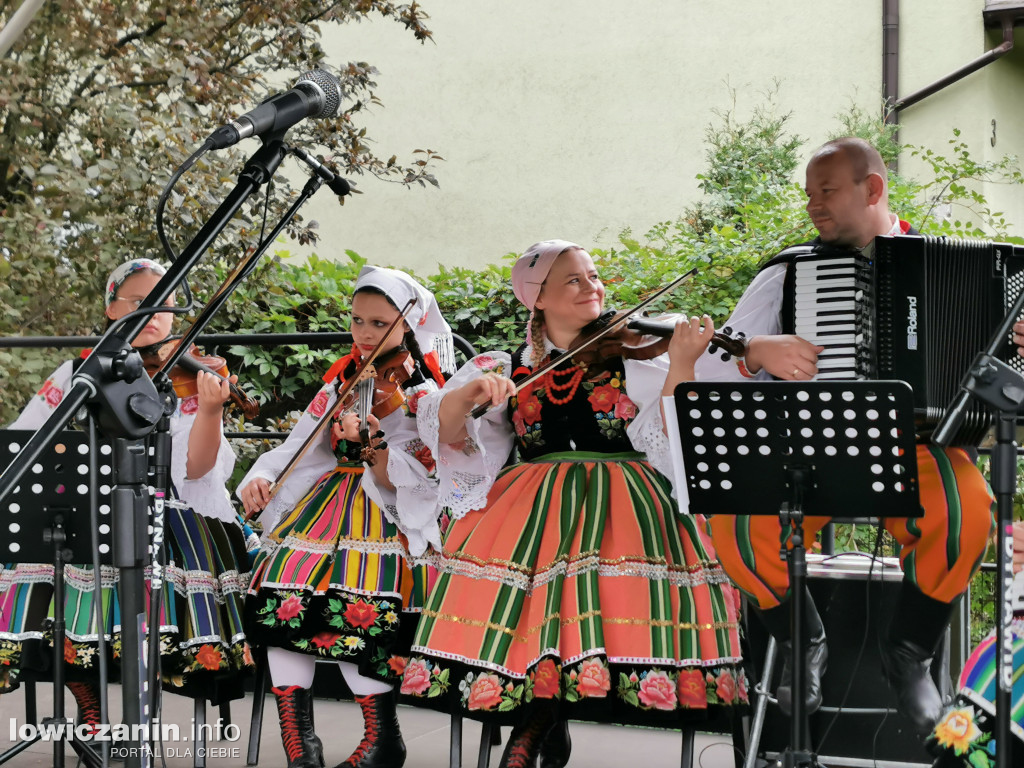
top-left (882, 0), bottom-right (900, 169)
top-left (894, 15), bottom-right (1015, 113)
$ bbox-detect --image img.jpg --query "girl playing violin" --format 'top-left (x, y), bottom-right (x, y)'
top-left (238, 265), bottom-right (453, 768)
top-left (401, 241), bottom-right (746, 768)
top-left (0, 259), bottom-right (254, 729)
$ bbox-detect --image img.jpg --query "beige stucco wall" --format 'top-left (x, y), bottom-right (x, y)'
top-left (289, 1), bottom-right (1024, 273)
top-left (897, 2), bottom-right (1024, 229)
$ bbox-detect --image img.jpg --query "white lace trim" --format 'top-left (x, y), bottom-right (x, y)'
top-left (434, 553), bottom-right (733, 594)
top-left (262, 534), bottom-right (410, 557)
top-left (409, 645), bottom-right (743, 680)
top-left (631, 416), bottom-right (677, 493)
top-left (1, 563), bottom-right (246, 602)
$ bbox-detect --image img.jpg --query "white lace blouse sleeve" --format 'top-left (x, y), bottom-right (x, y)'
top-left (416, 352), bottom-right (515, 522)
top-left (694, 263), bottom-right (786, 383)
top-left (236, 383), bottom-right (339, 532)
top-left (622, 355), bottom-right (685, 499)
top-left (169, 400), bottom-right (237, 524)
top-left (8, 361), bottom-right (76, 430)
top-left (359, 378), bottom-right (444, 558)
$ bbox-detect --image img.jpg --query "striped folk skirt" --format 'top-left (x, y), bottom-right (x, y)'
top-left (0, 505), bottom-right (253, 703)
top-left (245, 464), bottom-right (434, 683)
top-left (401, 453), bottom-right (746, 726)
top-left (926, 616), bottom-right (1024, 764)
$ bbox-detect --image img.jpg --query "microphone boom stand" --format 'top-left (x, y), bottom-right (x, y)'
top-left (0, 133), bottom-right (343, 768)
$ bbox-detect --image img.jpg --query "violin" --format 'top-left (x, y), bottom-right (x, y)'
top-left (139, 336), bottom-right (260, 419)
top-left (339, 346), bottom-right (416, 465)
top-left (471, 270), bottom-right (707, 419)
top-left (568, 310), bottom-right (748, 375)
top-left (252, 297), bottom-right (419, 518)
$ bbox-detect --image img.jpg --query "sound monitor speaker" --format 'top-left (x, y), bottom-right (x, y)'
top-left (744, 553), bottom-right (955, 768)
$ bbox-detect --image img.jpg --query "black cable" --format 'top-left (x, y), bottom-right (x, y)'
top-left (154, 142), bottom-right (213, 305)
top-left (696, 738), bottom-right (746, 768)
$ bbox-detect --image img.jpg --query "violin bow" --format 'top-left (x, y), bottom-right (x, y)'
top-left (470, 268), bottom-right (697, 419)
top-left (250, 297), bottom-right (418, 518)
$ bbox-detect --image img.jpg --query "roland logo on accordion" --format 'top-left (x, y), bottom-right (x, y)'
top-left (905, 295), bottom-right (918, 351)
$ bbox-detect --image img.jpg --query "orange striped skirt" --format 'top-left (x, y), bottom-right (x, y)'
top-left (401, 453), bottom-right (746, 725)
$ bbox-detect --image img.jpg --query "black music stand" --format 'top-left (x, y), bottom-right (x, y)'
top-left (0, 429), bottom-right (115, 768)
top-left (669, 380), bottom-right (923, 768)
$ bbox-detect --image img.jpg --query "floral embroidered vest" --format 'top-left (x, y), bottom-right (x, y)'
top-left (508, 345), bottom-right (638, 460)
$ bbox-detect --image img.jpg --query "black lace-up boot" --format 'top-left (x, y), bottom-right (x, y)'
top-left (333, 690), bottom-right (406, 768)
top-left (273, 685), bottom-right (325, 768)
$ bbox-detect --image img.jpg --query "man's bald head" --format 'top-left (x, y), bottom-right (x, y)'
top-left (803, 137), bottom-right (893, 248)
top-left (808, 137), bottom-right (887, 183)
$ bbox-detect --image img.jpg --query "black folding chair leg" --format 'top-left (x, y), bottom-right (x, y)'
top-left (449, 712), bottom-right (463, 768)
top-left (680, 726), bottom-right (695, 768)
top-left (477, 722), bottom-right (496, 768)
top-left (194, 697), bottom-right (206, 768)
top-left (247, 650), bottom-right (269, 766)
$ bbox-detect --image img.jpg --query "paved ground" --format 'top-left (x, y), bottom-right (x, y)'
top-left (0, 683), bottom-right (744, 768)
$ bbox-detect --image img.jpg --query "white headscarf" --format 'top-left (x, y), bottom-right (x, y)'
top-left (510, 239), bottom-right (582, 347)
top-left (104, 258), bottom-right (167, 307)
top-left (354, 265), bottom-right (455, 373)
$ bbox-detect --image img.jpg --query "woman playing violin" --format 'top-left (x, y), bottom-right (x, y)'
top-left (0, 259), bottom-right (254, 727)
top-left (237, 265), bottom-right (453, 768)
top-left (402, 241), bottom-right (746, 768)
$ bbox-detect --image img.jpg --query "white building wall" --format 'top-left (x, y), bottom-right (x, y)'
top-left (294, 1), bottom-right (1023, 273)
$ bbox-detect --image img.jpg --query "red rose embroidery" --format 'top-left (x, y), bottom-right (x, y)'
top-left (399, 658), bottom-right (432, 695)
top-left (466, 673), bottom-right (504, 711)
top-left (613, 394), bottom-right (637, 420)
top-left (473, 355), bottom-right (497, 370)
top-left (511, 408), bottom-right (526, 437)
top-left (407, 390), bottom-right (427, 414)
top-left (519, 393), bottom-right (543, 426)
top-left (676, 669), bottom-right (707, 709)
top-left (308, 390), bottom-right (329, 419)
top-left (414, 445), bottom-right (436, 473)
top-left (387, 656), bottom-right (408, 676)
top-left (275, 595), bottom-right (304, 622)
top-left (715, 670), bottom-right (737, 704)
top-left (587, 382), bottom-right (620, 412)
top-left (311, 632), bottom-right (341, 649)
top-left (195, 644), bottom-right (223, 671)
top-left (344, 600), bottom-right (379, 630)
top-left (40, 381), bottom-right (64, 407)
top-left (638, 670), bottom-right (677, 710)
top-left (532, 659), bottom-right (560, 699)
top-left (576, 658), bottom-right (611, 698)
top-left (179, 395), bottom-right (199, 415)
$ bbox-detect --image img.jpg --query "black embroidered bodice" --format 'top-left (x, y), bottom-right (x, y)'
top-left (507, 345), bottom-right (639, 461)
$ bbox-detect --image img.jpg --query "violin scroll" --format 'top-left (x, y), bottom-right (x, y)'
top-left (707, 326), bottom-right (748, 362)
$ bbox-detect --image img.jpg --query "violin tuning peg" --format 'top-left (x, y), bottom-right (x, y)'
top-left (373, 429), bottom-right (385, 440)
top-left (376, 441), bottom-right (388, 451)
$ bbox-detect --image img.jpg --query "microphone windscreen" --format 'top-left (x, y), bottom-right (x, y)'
top-left (296, 70), bottom-right (342, 118)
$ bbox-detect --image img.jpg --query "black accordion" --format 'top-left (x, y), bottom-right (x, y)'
top-left (780, 234), bottom-right (1024, 446)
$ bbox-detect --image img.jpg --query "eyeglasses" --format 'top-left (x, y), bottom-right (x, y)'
top-left (112, 296), bottom-right (174, 309)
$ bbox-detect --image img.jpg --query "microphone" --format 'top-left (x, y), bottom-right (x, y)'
top-left (206, 70), bottom-right (342, 149)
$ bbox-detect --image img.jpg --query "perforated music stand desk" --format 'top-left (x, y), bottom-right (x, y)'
top-left (667, 380), bottom-right (923, 768)
top-left (1, 429), bottom-right (115, 564)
